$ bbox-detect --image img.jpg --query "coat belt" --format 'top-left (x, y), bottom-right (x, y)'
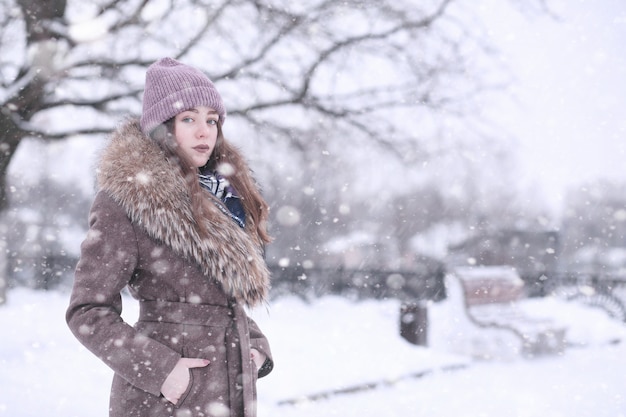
top-left (138, 300), bottom-right (233, 327)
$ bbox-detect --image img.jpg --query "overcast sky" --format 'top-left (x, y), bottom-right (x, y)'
top-left (478, 0), bottom-right (626, 212)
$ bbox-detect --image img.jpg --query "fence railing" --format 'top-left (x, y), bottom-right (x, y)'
top-left (538, 272), bottom-right (626, 322)
top-left (4, 252), bottom-right (626, 323)
top-left (267, 263), bottom-right (446, 302)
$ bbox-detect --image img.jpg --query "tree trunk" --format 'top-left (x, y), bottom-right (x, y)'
top-left (0, 112), bottom-right (24, 211)
top-left (0, 214), bottom-right (8, 305)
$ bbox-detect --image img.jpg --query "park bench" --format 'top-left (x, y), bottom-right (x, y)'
top-left (433, 266), bottom-right (567, 359)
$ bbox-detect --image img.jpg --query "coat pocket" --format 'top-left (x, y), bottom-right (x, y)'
top-left (173, 366), bottom-right (195, 408)
top-left (175, 340), bottom-right (229, 413)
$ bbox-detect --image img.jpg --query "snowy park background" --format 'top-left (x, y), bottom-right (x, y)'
top-left (2, 0), bottom-right (626, 416)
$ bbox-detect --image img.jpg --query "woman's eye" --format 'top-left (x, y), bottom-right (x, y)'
top-left (182, 116), bottom-right (194, 123)
top-left (207, 119), bottom-right (217, 125)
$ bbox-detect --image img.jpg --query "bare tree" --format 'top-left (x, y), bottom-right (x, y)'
top-left (0, 0), bottom-right (553, 292)
top-left (0, 0), bottom-right (518, 206)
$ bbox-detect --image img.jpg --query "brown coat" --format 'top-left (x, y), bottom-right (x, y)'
top-left (66, 119), bottom-right (273, 417)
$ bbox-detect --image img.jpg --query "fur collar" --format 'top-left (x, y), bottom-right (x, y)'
top-left (96, 119), bottom-right (269, 306)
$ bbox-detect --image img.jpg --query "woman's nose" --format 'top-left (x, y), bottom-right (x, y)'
top-left (196, 123), bottom-right (209, 138)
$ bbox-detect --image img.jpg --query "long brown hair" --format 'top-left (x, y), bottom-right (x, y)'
top-left (149, 119), bottom-right (271, 245)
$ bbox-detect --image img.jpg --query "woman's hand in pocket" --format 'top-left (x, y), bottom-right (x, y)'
top-left (161, 358), bottom-right (210, 404)
top-left (250, 348), bottom-right (266, 372)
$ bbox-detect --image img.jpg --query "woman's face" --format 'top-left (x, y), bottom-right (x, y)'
top-left (174, 106), bottom-right (219, 168)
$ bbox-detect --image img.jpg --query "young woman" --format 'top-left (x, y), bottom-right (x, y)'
top-left (66, 57), bottom-right (273, 417)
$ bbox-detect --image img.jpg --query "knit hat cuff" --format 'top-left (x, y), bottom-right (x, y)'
top-left (141, 86), bottom-right (226, 135)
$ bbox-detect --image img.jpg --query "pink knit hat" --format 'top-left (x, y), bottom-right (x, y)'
top-left (140, 57), bottom-right (226, 135)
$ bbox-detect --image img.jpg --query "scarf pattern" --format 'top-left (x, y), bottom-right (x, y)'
top-left (199, 173), bottom-right (246, 229)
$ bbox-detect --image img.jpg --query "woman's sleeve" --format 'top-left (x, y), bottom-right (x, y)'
top-left (66, 191), bottom-right (181, 396)
top-left (247, 316), bottom-right (274, 378)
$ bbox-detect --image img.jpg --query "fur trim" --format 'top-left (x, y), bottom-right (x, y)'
top-left (96, 119), bottom-right (269, 306)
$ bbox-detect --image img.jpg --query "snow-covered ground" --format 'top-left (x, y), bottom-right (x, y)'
top-left (1, 287), bottom-right (625, 417)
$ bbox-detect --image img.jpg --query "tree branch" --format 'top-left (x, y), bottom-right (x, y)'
top-left (38, 89), bottom-right (143, 112)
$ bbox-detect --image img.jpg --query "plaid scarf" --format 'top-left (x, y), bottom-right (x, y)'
top-left (198, 172), bottom-right (246, 229)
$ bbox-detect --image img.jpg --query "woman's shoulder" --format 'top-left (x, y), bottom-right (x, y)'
top-left (90, 190), bottom-right (129, 218)
top-left (84, 190), bottom-right (137, 237)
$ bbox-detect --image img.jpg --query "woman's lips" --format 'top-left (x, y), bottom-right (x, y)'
top-left (193, 145), bottom-right (211, 152)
